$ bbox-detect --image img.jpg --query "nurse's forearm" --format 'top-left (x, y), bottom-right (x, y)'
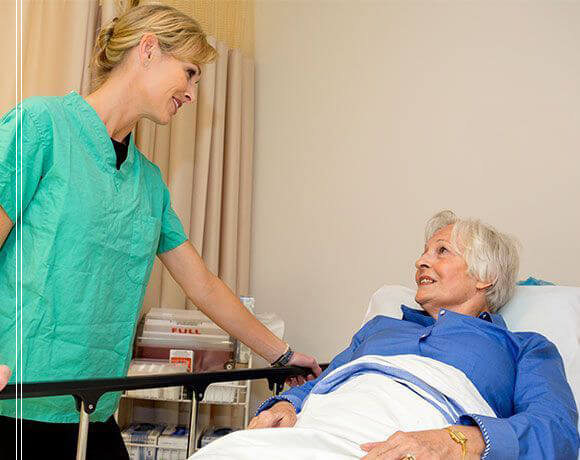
top-left (197, 274), bottom-right (287, 363)
top-left (0, 205), bottom-right (13, 249)
top-left (159, 241), bottom-right (287, 363)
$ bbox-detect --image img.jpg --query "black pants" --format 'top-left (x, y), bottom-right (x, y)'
top-left (0, 415), bottom-right (130, 460)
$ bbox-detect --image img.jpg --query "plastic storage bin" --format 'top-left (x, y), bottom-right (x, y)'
top-left (126, 361), bottom-right (188, 400)
top-left (203, 382), bottom-right (239, 403)
top-left (135, 309), bottom-right (234, 372)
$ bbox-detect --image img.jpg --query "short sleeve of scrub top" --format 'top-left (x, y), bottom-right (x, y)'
top-left (158, 180), bottom-right (188, 254)
top-left (0, 104), bottom-right (51, 222)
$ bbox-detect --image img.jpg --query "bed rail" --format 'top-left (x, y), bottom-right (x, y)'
top-left (0, 364), bottom-right (327, 459)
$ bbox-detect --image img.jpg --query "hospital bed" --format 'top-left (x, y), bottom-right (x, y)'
top-left (191, 284), bottom-right (579, 460)
top-left (1, 284), bottom-right (578, 459)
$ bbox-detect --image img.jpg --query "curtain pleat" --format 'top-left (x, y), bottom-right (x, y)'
top-left (0, 2), bottom-right (17, 115)
top-left (168, 104), bottom-right (197, 238)
top-left (80, 2), bottom-right (99, 95)
top-left (237, 58), bottom-right (255, 296)
top-left (100, 0), bottom-right (117, 25)
top-left (185, 36), bottom-right (218, 309)
top-left (189, 37), bottom-right (217, 256)
top-left (0, 0), bottom-right (100, 113)
top-left (201, 40), bottom-right (229, 278)
top-left (219, 49), bottom-right (243, 294)
top-left (22, 1), bottom-right (97, 98)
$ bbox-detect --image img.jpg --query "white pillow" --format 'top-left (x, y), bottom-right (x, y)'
top-left (363, 284), bottom-right (580, 402)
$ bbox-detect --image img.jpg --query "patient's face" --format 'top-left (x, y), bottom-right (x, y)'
top-left (414, 225), bottom-right (483, 317)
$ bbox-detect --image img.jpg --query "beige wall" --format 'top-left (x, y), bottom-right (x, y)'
top-left (251, 0), bottom-right (580, 376)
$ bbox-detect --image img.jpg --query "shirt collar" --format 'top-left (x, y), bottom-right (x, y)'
top-left (400, 304), bottom-right (507, 328)
top-left (401, 305), bottom-right (434, 326)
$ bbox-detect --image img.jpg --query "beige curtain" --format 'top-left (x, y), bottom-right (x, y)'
top-left (0, 1), bottom-right (255, 312)
top-left (0, 0), bottom-right (99, 114)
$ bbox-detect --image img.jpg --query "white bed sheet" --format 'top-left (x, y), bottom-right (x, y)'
top-left (190, 355), bottom-right (495, 460)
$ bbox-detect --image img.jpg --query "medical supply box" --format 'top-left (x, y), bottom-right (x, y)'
top-left (157, 425), bottom-right (189, 460)
top-left (134, 308), bottom-right (285, 372)
top-left (135, 309), bottom-right (235, 372)
top-left (121, 423), bottom-right (165, 460)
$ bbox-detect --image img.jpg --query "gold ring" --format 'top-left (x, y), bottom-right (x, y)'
top-left (401, 455), bottom-right (416, 460)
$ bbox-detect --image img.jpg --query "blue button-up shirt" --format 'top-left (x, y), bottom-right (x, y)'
top-left (259, 306), bottom-right (579, 459)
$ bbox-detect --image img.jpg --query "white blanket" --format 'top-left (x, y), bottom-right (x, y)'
top-left (191, 355), bottom-right (496, 460)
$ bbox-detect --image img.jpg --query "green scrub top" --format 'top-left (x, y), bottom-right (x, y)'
top-left (0, 92), bottom-right (188, 423)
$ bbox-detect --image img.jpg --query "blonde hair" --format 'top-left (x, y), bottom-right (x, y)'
top-left (425, 210), bottom-right (520, 312)
top-left (91, 2), bottom-right (217, 90)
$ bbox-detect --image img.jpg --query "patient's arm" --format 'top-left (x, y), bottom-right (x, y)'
top-left (457, 335), bottom-right (578, 459)
top-left (248, 401), bottom-right (297, 429)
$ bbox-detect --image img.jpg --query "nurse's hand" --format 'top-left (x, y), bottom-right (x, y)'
top-left (247, 401), bottom-right (297, 429)
top-left (286, 352), bottom-right (322, 386)
top-left (0, 365), bottom-right (11, 391)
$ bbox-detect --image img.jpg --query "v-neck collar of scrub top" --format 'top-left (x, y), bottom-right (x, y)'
top-left (63, 91), bottom-right (136, 178)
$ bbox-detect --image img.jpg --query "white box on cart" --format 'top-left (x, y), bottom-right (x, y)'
top-left (157, 447), bottom-right (187, 460)
top-left (122, 423), bottom-right (165, 460)
top-left (157, 425), bottom-right (188, 460)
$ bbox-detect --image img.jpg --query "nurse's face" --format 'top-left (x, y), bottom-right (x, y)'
top-left (139, 39), bottom-right (201, 124)
top-left (414, 225), bottom-right (487, 317)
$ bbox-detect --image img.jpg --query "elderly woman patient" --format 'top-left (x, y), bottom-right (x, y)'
top-left (193, 211), bottom-right (579, 460)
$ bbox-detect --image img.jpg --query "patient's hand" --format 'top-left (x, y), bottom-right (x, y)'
top-left (360, 427), bottom-right (485, 459)
top-left (247, 401), bottom-right (297, 429)
top-left (0, 365), bottom-right (11, 391)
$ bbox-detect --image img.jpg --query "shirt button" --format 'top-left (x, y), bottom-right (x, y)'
top-left (440, 309), bottom-right (446, 315)
top-left (420, 334), bottom-right (428, 339)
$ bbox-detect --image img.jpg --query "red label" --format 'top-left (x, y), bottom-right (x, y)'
top-left (170, 357), bottom-right (192, 373)
top-left (171, 327), bottom-right (195, 334)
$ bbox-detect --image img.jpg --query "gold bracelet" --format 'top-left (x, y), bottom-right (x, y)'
top-left (446, 426), bottom-right (467, 460)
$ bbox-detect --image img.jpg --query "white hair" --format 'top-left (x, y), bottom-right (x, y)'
top-left (425, 210), bottom-right (520, 312)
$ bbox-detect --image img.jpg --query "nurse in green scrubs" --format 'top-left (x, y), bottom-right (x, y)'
top-left (0, 3), bottom-right (320, 458)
